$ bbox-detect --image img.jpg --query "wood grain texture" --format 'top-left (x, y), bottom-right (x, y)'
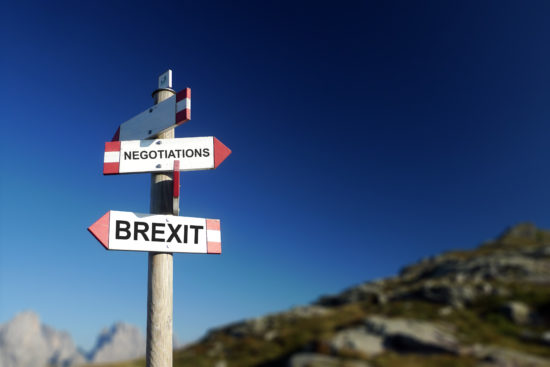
top-left (147, 87), bottom-right (176, 367)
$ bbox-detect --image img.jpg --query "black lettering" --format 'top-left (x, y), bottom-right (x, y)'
top-left (134, 221), bottom-right (149, 241)
top-left (168, 150), bottom-right (176, 159)
top-left (176, 150), bottom-right (182, 158)
top-left (140, 151), bottom-right (148, 159)
top-left (115, 220), bottom-right (131, 240)
top-left (185, 149), bottom-right (194, 157)
top-left (203, 148), bottom-right (210, 157)
top-left (124, 152), bottom-right (132, 160)
top-left (151, 223), bottom-right (165, 242)
top-left (194, 149), bottom-right (202, 157)
top-left (149, 150), bottom-right (157, 159)
top-left (166, 224), bottom-right (182, 243)
top-left (183, 224), bottom-right (188, 243)
top-left (132, 151), bottom-right (139, 159)
top-left (159, 150), bottom-right (165, 159)
top-left (190, 225), bottom-right (203, 244)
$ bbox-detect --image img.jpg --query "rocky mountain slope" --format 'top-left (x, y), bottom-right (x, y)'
top-left (92, 223), bottom-right (550, 367)
top-left (0, 312), bottom-right (145, 367)
top-left (0, 311), bottom-right (85, 367)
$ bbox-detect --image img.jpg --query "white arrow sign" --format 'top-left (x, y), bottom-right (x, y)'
top-left (112, 88), bottom-right (191, 141)
top-left (88, 210), bottom-right (222, 254)
top-left (103, 136), bottom-right (231, 175)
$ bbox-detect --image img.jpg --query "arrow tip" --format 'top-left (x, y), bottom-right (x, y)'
top-left (213, 137), bottom-right (231, 169)
top-left (88, 211), bottom-right (110, 249)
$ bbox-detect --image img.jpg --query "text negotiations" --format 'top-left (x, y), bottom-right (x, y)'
top-left (88, 210), bottom-right (222, 254)
top-left (103, 136), bottom-right (231, 175)
top-left (112, 88), bottom-right (191, 141)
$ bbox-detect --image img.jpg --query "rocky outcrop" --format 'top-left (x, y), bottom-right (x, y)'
top-left (88, 322), bottom-right (146, 364)
top-left (471, 344), bottom-right (550, 367)
top-left (364, 315), bottom-right (460, 354)
top-left (288, 353), bottom-right (371, 367)
top-left (0, 311), bottom-right (85, 367)
top-left (330, 327), bottom-right (384, 357)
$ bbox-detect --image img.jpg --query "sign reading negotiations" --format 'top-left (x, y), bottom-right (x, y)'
top-left (103, 136), bottom-right (231, 175)
top-left (88, 210), bottom-right (222, 254)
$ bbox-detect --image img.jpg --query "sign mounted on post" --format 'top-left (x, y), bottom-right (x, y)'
top-left (112, 88), bottom-right (191, 141)
top-left (88, 210), bottom-right (222, 254)
top-left (103, 136), bottom-right (231, 175)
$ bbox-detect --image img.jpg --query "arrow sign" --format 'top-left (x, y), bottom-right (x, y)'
top-left (88, 210), bottom-right (222, 254)
top-left (112, 88), bottom-right (191, 141)
top-left (103, 136), bottom-right (231, 175)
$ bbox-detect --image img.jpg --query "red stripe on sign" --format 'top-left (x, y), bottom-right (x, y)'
top-left (111, 126), bottom-right (120, 142)
top-left (103, 162), bottom-right (120, 175)
top-left (207, 242), bottom-right (221, 254)
top-left (105, 141), bottom-right (121, 152)
top-left (206, 219), bottom-right (220, 231)
top-left (176, 109), bottom-right (190, 125)
top-left (176, 88), bottom-right (191, 102)
top-left (173, 160), bottom-right (180, 198)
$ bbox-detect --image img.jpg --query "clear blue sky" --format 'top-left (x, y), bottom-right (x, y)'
top-left (1, 1), bottom-right (549, 350)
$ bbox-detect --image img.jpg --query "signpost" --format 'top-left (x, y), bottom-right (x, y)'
top-left (88, 210), bottom-right (221, 254)
top-left (88, 70), bottom-right (230, 367)
top-left (103, 136), bottom-right (231, 175)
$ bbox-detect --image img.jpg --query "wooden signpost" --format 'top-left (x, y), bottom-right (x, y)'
top-left (103, 136), bottom-right (231, 175)
top-left (88, 70), bottom-right (230, 367)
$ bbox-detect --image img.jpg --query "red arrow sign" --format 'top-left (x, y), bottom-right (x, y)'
top-left (103, 136), bottom-right (231, 175)
top-left (112, 88), bottom-right (191, 141)
top-left (88, 210), bottom-right (222, 254)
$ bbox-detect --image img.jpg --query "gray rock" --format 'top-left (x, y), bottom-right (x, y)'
top-left (89, 322), bottom-right (146, 364)
top-left (288, 353), bottom-right (371, 367)
top-left (542, 331), bottom-right (550, 345)
top-left (330, 327), bottom-right (384, 357)
top-left (471, 344), bottom-right (550, 367)
top-left (365, 315), bottom-right (459, 354)
top-left (501, 301), bottom-right (532, 325)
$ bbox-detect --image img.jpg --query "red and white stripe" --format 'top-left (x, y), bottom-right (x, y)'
top-left (206, 219), bottom-right (221, 254)
top-left (103, 141), bottom-right (121, 175)
top-left (176, 88), bottom-right (191, 125)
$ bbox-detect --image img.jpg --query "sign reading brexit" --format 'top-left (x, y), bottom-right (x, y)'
top-left (112, 88), bottom-right (191, 141)
top-left (103, 136), bottom-right (231, 175)
top-left (88, 210), bottom-right (222, 254)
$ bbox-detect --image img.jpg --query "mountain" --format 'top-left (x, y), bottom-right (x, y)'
top-left (0, 313), bottom-right (145, 367)
top-left (88, 323), bottom-right (145, 364)
top-left (95, 222), bottom-right (550, 367)
top-left (0, 311), bottom-right (85, 367)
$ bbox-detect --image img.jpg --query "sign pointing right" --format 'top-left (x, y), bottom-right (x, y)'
top-left (103, 136), bottom-right (231, 175)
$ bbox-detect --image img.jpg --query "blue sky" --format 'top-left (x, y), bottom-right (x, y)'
top-left (1, 1), bottom-right (549, 350)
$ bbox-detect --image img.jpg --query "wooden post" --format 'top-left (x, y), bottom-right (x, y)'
top-left (146, 73), bottom-right (176, 367)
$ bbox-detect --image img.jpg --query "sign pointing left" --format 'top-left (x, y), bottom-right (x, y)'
top-left (112, 88), bottom-right (191, 141)
top-left (88, 210), bottom-right (222, 254)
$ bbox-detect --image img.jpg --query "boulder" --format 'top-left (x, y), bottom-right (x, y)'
top-left (471, 344), bottom-right (550, 367)
top-left (364, 315), bottom-right (459, 354)
top-left (288, 353), bottom-right (371, 367)
top-left (500, 301), bottom-right (532, 325)
top-left (330, 327), bottom-right (384, 357)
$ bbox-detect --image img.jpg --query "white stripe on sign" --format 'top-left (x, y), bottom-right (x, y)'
top-left (176, 98), bottom-right (190, 113)
top-left (104, 151), bottom-right (120, 163)
top-left (207, 230), bottom-right (221, 242)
